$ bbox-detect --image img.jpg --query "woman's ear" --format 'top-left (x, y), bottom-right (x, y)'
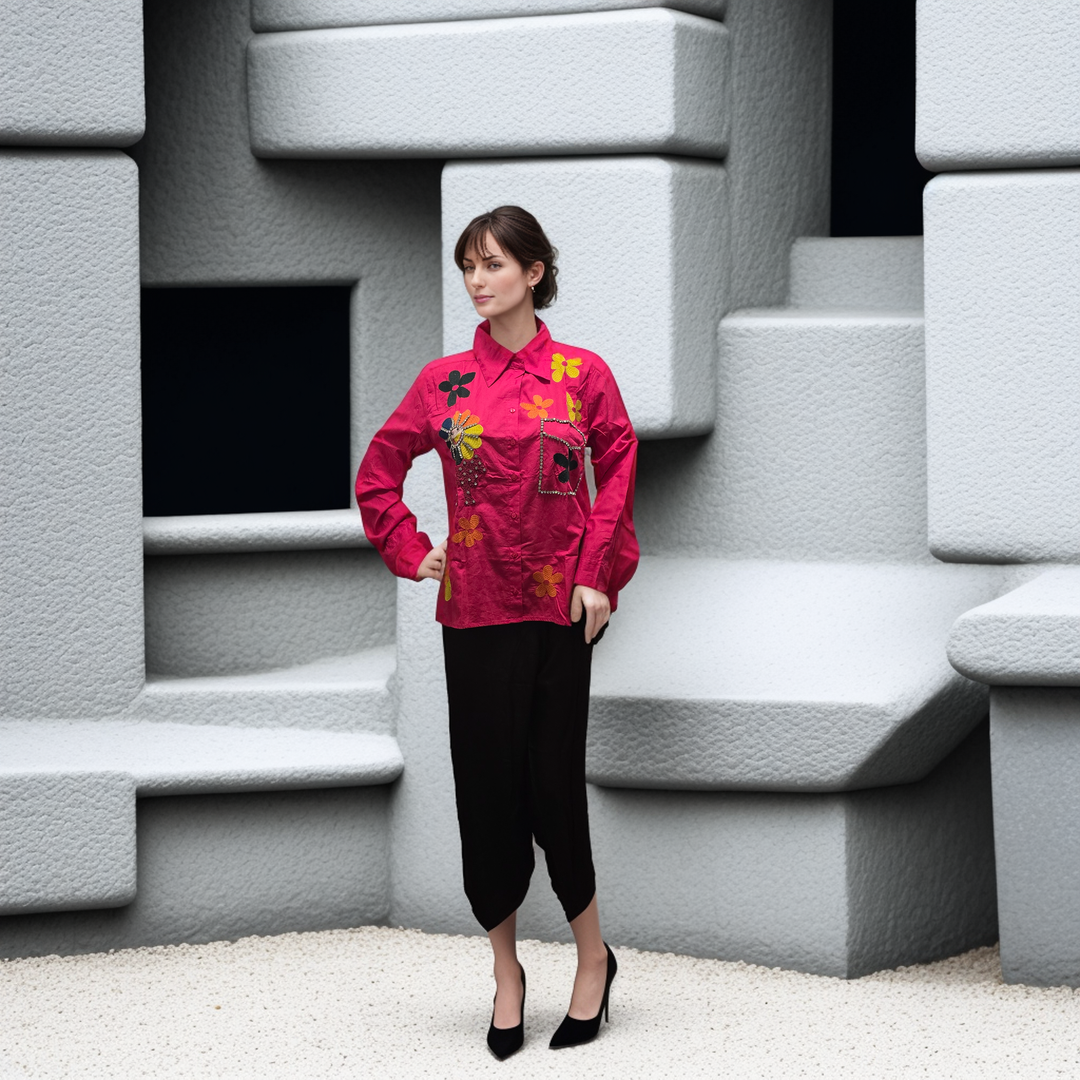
top-left (528, 261), bottom-right (545, 288)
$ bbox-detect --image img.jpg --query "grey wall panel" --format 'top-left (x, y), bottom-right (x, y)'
top-left (924, 169), bottom-right (1080, 563)
top-left (144, 550), bottom-right (395, 678)
top-left (247, 11), bottom-right (729, 160)
top-left (0, 788), bottom-right (390, 959)
top-left (0, 150), bottom-right (143, 718)
top-left (0, 0), bottom-right (144, 146)
top-left (252, 0), bottom-right (727, 31)
top-left (131, 0), bottom-right (443, 461)
top-left (917, 0), bottom-right (1080, 171)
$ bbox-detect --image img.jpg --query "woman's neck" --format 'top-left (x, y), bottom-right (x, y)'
top-left (487, 302), bottom-right (539, 354)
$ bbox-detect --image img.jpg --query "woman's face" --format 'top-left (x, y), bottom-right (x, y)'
top-left (462, 234), bottom-right (543, 321)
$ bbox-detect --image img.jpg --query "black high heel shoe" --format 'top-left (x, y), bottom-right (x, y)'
top-left (487, 963), bottom-right (526, 1061)
top-left (549, 942), bottom-right (617, 1049)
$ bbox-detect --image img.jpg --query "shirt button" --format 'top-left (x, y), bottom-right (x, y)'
top-left (509, 407), bottom-right (516, 414)
top-left (511, 512), bottom-right (519, 521)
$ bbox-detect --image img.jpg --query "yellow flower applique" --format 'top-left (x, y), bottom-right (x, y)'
top-left (443, 568), bottom-right (452, 601)
top-left (439, 410), bottom-right (484, 464)
top-left (551, 353), bottom-right (582, 382)
top-left (451, 514), bottom-right (483, 547)
top-left (521, 394), bottom-right (554, 419)
top-left (532, 564), bottom-right (564, 599)
top-left (566, 392), bottom-right (584, 423)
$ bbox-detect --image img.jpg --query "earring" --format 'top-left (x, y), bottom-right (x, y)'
top-left (530, 285), bottom-right (535, 292)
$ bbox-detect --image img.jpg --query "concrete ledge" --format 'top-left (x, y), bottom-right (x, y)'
top-left (248, 10), bottom-right (728, 159)
top-left (144, 510), bottom-right (370, 555)
top-left (789, 237), bottom-right (923, 311)
top-left (587, 558), bottom-right (1006, 791)
top-left (948, 568), bottom-right (1080, 686)
top-left (140, 648), bottom-right (397, 733)
top-left (252, 0), bottom-right (726, 31)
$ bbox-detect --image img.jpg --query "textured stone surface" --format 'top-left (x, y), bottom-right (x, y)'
top-left (252, 0), bottom-right (726, 31)
top-left (0, 773), bottom-right (135, 915)
top-left (789, 236), bottom-right (924, 311)
top-left (443, 156), bottom-right (726, 438)
top-left (248, 11), bottom-right (729, 159)
top-left (139, 649), bottom-right (397, 734)
top-left (719, 311), bottom-right (928, 561)
top-left (131, 0), bottom-right (443, 458)
top-left (0, 150), bottom-right (143, 719)
top-left (0, 789), bottom-right (391, 957)
top-left (0, 722), bottom-right (402, 797)
top-left (144, 510), bottom-right (371, 555)
top-left (917, 0), bottom-right (1080, 171)
top-left (0, 0), bottom-right (144, 146)
top-left (924, 169), bottom-right (1080, 563)
top-left (588, 559), bottom-right (1004, 791)
top-left (144, 550), bottom-right (394, 678)
top-left (991, 688), bottom-right (1080, 986)
top-left (948, 568), bottom-right (1080, 686)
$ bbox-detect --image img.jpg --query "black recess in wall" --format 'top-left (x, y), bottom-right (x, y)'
top-left (831, 0), bottom-right (935, 236)
top-left (141, 286), bottom-right (352, 517)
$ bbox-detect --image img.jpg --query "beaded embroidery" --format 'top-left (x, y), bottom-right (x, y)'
top-left (538, 418), bottom-right (586, 496)
top-left (457, 454), bottom-right (486, 505)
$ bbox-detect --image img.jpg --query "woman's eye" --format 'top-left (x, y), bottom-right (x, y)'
top-left (488, 262), bottom-right (500, 270)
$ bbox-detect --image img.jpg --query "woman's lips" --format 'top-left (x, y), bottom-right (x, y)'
top-left (474, 295), bottom-right (492, 303)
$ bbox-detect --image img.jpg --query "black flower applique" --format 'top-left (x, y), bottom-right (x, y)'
top-left (439, 369), bottom-right (476, 407)
top-left (554, 450), bottom-right (579, 484)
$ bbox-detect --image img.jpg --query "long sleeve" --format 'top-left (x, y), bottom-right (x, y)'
top-left (355, 376), bottom-right (435, 582)
top-left (575, 366), bottom-right (639, 610)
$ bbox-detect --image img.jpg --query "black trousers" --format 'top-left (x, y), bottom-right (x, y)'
top-left (442, 620), bottom-right (602, 932)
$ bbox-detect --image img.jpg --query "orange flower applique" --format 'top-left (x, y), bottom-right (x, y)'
top-left (521, 394), bottom-right (554, 419)
top-left (551, 353), bottom-right (582, 383)
top-left (532, 564), bottom-right (564, 599)
top-left (566, 392), bottom-right (584, 423)
top-left (452, 514), bottom-right (483, 547)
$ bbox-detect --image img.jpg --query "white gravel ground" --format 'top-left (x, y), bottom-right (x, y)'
top-left (2, 928), bottom-right (1080, 1079)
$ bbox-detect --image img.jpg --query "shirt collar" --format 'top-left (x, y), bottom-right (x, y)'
top-left (472, 319), bottom-right (554, 385)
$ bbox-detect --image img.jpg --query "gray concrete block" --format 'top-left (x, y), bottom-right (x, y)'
top-left (0, 772), bottom-right (136, 915)
top-left (0, 788), bottom-right (390, 959)
top-left (143, 510), bottom-right (371, 555)
top-left (948, 567), bottom-right (1080, 686)
top-left (247, 11), bottom-right (729, 159)
top-left (917, 0), bottom-right (1080, 171)
top-left (0, 0), bottom-right (144, 146)
top-left (530, 723), bottom-right (996, 977)
top-left (991, 688), bottom-right (1080, 986)
top-left (443, 156), bottom-right (727, 439)
top-left (789, 236), bottom-right (924, 311)
top-left (252, 0), bottom-right (726, 31)
top-left (0, 150), bottom-right (143, 719)
top-left (144, 550), bottom-right (394, 678)
top-left (924, 169), bottom-right (1080, 563)
top-left (717, 310), bottom-right (929, 562)
top-left (588, 558), bottom-right (1004, 791)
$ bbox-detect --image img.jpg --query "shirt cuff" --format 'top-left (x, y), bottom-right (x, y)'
top-left (395, 532), bottom-right (434, 581)
top-left (573, 560), bottom-right (610, 596)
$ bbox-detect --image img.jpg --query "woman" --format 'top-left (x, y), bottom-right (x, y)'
top-left (356, 205), bottom-right (638, 1060)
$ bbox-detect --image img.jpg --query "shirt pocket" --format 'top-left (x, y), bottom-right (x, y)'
top-left (537, 418), bottom-right (586, 497)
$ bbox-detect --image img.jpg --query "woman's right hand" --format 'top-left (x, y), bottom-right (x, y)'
top-left (416, 540), bottom-right (448, 582)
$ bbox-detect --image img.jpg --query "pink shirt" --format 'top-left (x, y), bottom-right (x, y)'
top-left (356, 319), bottom-right (639, 629)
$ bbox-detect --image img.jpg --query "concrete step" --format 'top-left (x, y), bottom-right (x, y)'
top-left (789, 236), bottom-right (924, 311)
top-left (587, 556), bottom-right (1007, 791)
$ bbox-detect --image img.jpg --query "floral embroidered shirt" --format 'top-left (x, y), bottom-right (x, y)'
top-left (356, 319), bottom-right (639, 629)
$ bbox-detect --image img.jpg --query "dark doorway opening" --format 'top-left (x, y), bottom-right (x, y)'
top-left (831, 0), bottom-right (934, 236)
top-left (141, 285), bottom-right (352, 517)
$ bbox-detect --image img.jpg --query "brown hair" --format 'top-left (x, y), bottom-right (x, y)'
top-left (454, 206), bottom-right (559, 310)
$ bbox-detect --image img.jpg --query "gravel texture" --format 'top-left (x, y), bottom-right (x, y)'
top-left (2, 928), bottom-right (1080, 1078)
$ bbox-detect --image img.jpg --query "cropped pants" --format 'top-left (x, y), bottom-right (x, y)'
top-left (442, 620), bottom-right (602, 932)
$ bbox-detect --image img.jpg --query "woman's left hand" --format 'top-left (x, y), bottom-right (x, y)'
top-left (571, 585), bottom-right (610, 644)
